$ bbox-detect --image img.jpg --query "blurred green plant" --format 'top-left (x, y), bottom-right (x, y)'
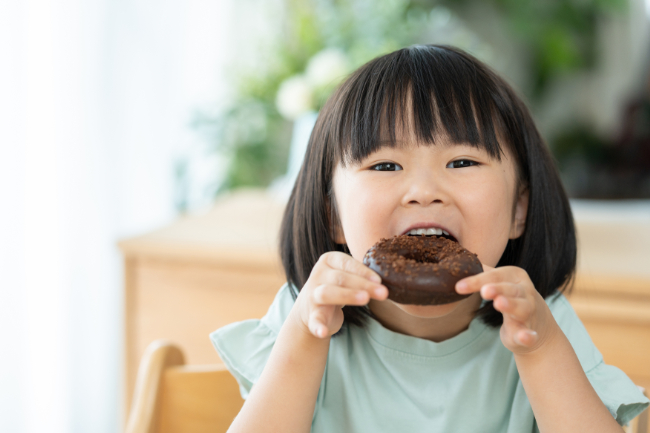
top-left (194, 0), bottom-right (626, 196)
top-left (441, 0), bottom-right (627, 96)
top-left (552, 124), bottom-right (612, 170)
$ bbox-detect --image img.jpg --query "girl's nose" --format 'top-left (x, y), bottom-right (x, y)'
top-left (401, 170), bottom-right (445, 207)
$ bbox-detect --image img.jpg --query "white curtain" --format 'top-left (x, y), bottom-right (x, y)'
top-left (0, 0), bottom-right (235, 431)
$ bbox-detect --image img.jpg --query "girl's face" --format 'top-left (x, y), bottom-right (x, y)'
top-left (331, 131), bottom-right (528, 323)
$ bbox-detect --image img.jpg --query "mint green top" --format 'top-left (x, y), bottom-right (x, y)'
top-left (210, 284), bottom-right (649, 432)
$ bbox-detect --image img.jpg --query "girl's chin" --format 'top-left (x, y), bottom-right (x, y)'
top-left (392, 299), bottom-right (465, 319)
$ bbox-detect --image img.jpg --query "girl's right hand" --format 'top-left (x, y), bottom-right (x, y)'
top-left (294, 252), bottom-right (389, 338)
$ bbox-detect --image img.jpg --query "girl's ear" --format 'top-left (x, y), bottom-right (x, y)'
top-left (509, 186), bottom-right (529, 239)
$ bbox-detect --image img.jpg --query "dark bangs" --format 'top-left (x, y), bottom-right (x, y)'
top-left (333, 45), bottom-right (510, 168)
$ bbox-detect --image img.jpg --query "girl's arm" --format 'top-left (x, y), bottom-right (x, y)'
top-left (227, 252), bottom-right (388, 433)
top-left (456, 266), bottom-right (624, 433)
top-left (226, 309), bottom-right (330, 433)
top-left (514, 326), bottom-right (623, 432)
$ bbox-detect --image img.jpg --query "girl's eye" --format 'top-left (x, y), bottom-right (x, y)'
top-left (446, 159), bottom-right (479, 169)
top-left (371, 162), bottom-right (402, 171)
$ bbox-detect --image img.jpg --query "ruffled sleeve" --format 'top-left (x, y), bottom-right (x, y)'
top-left (209, 283), bottom-right (296, 399)
top-left (547, 293), bottom-right (650, 425)
top-left (586, 361), bottom-right (649, 425)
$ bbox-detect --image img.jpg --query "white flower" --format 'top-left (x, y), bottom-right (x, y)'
top-left (275, 75), bottom-right (314, 120)
top-left (305, 48), bottom-right (350, 88)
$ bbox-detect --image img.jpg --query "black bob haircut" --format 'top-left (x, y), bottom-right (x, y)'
top-left (279, 44), bottom-right (576, 329)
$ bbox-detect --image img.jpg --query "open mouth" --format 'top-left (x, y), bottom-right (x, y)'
top-left (405, 229), bottom-right (458, 243)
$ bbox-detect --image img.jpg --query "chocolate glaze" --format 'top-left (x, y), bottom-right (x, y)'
top-left (363, 235), bottom-right (483, 305)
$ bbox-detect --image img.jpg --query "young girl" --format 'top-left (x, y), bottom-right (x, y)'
top-left (211, 45), bottom-right (649, 432)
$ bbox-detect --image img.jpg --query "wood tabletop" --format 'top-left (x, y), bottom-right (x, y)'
top-left (119, 189), bottom-right (287, 270)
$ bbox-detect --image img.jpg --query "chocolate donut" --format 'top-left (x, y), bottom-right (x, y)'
top-left (363, 235), bottom-right (483, 305)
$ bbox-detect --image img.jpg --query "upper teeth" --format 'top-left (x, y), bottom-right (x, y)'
top-left (407, 228), bottom-right (450, 236)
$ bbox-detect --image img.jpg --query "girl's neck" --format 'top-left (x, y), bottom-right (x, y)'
top-left (368, 293), bottom-right (483, 342)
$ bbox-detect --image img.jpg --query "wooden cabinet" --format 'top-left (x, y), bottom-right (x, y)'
top-left (119, 190), bottom-right (650, 419)
top-left (118, 190), bottom-right (287, 414)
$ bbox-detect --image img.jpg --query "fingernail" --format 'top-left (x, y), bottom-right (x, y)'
top-left (517, 330), bottom-right (537, 345)
top-left (456, 281), bottom-right (467, 293)
top-left (369, 274), bottom-right (381, 283)
top-left (319, 326), bottom-right (327, 338)
top-left (356, 292), bottom-right (368, 302)
top-left (374, 286), bottom-right (387, 297)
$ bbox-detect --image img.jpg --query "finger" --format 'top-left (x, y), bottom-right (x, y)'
top-left (456, 265), bottom-right (526, 294)
top-left (323, 270), bottom-right (388, 300)
top-left (308, 307), bottom-right (332, 338)
top-left (479, 282), bottom-right (524, 301)
top-left (322, 252), bottom-right (382, 283)
top-left (312, 284), bottom-right (374, 306)
top-left (501, 318), bottom-right (538, 350)
top-left (512, 325), bottom-right (538, 347)
top-left (515, 329), bottom-right (538, 347)
top-left (492, 292), bottom-right (533, 322)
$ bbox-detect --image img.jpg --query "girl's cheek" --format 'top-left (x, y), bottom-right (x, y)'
top-left (346, 184), bottom-right (395, 259)
top-left (458, 176), bottom-right (514, 266)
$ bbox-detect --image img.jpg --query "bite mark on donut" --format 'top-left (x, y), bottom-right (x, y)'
top-left (407, 232), bottom-right (457, 243)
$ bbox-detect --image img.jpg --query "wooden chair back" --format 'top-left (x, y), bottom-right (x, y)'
top-left (125, 339), bottom-right (244, 433)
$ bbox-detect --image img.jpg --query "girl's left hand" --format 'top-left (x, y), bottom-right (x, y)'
top-left (455, 265), bottom-right (560, 356)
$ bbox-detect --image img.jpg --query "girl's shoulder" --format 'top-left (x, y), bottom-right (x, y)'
top-left (258, 282), bottom-right (296, 333)
top-left (209, 283), bottom-right (295, 398)
top-left (544, 291), bottom-right (601, 369)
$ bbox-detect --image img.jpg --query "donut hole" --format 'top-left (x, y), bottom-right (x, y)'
top-left (399, 236), bottom-right (463, 266)
top-left (401, 250), bottom-right (441, 264)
